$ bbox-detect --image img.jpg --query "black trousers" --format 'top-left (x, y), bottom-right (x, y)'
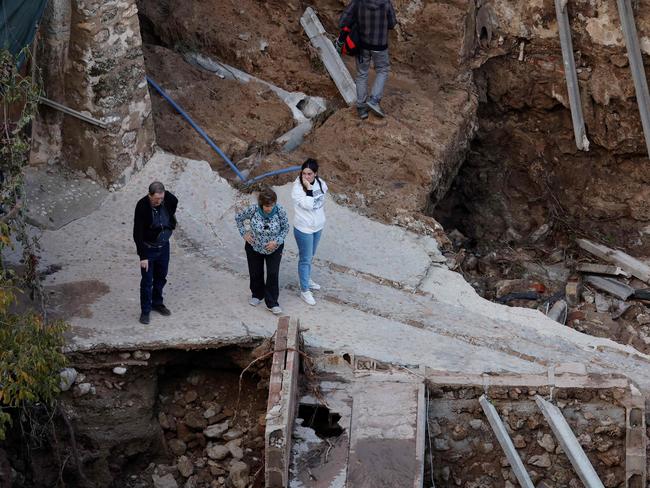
top-left (245, 243), bottom-right (284, 308)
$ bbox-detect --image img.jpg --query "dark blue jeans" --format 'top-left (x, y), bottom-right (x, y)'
top-left (140, 242), bottom-right (170, 314)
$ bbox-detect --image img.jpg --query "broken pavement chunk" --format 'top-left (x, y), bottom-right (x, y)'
top-left (577, 238), bottom-right (650, 283)
top-left (547, 299), bottom-right (568, 324)
top-left (565, 276), bottom-right (582, 307)
top-left (583, 275), bottom-right (634, 300)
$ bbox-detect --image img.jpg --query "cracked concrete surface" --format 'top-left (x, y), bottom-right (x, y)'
top-left (23, 152), bottom-right (650, 390)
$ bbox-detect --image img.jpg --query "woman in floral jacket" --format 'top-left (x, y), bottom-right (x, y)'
top-left (235, 187), bottom-right (289, 315)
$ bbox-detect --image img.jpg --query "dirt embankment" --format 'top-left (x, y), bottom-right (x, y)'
top-left (137, 0), bottom-right (479, 227)
top-left (143, 45), bottom-right (294, 179)
top-left (435, 0), bottom-right (650, 255)
top-left (429, 0), bottom-right (650, 361)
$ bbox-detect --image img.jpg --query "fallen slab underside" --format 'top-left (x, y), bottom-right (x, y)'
top-left (290, 360), bottom-right (425, 488)
top-left (346, 372), bottom-right (424, 488)
top-left (21, 151), bottom-right (650, 391)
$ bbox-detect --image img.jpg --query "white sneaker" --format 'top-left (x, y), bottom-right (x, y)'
top-left (300, 290), bottom-right (316, 306)
top-left (249, 297), bottom-right (262, 306)
top-left (309, 279), bottom-right (321, 291)
top-left (267, 306), bottom-right (283, 315)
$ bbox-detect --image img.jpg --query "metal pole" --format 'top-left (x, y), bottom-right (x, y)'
top-left (38, 96), bottom-right (108, 129)
top-left (146, 76), bottom-right (246, 181)
top-left (555, 0), bottom-right (590, 151)
top-left (479, 395), bottom-right (535, 488)
top-left (616, 0), bottom-right (650, 158)
top-left (535, 396), bottom-right (605, 488)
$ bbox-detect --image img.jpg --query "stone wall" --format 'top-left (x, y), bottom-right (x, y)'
top-left (32, 0), bottom-right (155, 186)
top-left (426, 381), bottom-right (640, 488)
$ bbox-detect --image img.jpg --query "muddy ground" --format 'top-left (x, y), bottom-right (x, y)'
top-left (137, 0), bottom-right (477, 227)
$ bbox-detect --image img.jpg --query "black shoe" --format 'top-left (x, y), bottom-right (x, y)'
top-left (139, 313), bottom-right (150, 325)
top-left (357, 106), bottom-right (369, 120)
top-left (152, 304), bottom-right (171, 316)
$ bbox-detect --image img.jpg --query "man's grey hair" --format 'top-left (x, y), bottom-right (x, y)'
top-left (148, 181), bottom-right (165, 195)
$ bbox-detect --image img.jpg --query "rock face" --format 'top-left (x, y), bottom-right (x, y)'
top-left (177, 456), bottom-right (194, 478)
top-left (204, 421), bottom-right (229, 439)
top-left (537, 433), bottom-right (555, 453)
top-left (59, 368), bottom-right (78, 391)
top-left (168, 439), bottom-right (187, 456)
top-left (137, 0), bottom-right (479, 227)
top-left (529, 453), bottom-right (552, 468)
top-left (222, 429), bottom-right (243, 441)
top-left (435, 0), bottom-right (650, 255)
top-left (206, 444), bottom-right (230, 461)
top-left (184, 411), bottom-right (207, 430)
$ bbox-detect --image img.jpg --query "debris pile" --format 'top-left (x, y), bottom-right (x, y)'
top-left (447, 229), bottom-right (650, 352)
top-left (139, 369), bottom-right (267, 488)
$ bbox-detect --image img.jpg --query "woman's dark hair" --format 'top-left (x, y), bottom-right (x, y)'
top-left (300, 158), bottom-right (323, 194)
top-left (258, 187), bottom-right (277, 207)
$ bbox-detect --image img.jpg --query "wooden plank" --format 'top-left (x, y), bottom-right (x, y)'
top-left (265, 316), bottom-right (300, 488)
top-left (576, 239), bottom-right (650, 283)
top-left (300, 7), bottom-right (356, 105)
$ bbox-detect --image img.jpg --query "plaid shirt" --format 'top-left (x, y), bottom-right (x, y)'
top-left (339, 0), bottom-right (397, 51)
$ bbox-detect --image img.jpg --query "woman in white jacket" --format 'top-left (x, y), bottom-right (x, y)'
top-left (292, 159), bottom-right (328, 305)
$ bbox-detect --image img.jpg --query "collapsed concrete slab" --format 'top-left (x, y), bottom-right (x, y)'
top-left (17, 152), bottom-right (650, 397)
top-left (294, 351), bottom-right (646, 487)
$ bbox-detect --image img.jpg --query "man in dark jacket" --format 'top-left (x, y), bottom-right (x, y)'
top-left (339, 0), bottom-right (397, 119)
top-left (133, 181), bottom-right (178, 324)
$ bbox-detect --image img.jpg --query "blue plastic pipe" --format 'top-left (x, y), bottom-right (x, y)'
top-left (147, 76), bottom-right (303, 185)
top-left (244, 166), bottom-right (302, 186)
top-left (146, 76), bottom-right (246, 181)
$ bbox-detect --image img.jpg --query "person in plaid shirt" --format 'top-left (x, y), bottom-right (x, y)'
top-left (339, 0), bottom-right (397, 119)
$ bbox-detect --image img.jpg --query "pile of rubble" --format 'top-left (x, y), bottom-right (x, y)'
top-left (447, 229), bottom-right (650, 353)
top-left (564, 239), bottom-right (650, 350)
top-left (135, 369), bottom-right (266, 488)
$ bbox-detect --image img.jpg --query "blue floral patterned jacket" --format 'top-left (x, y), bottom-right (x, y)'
top-left (235, 204), bottom-right (289, 255)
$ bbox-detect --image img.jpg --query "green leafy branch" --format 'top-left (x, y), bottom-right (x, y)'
top-left (0, 48), bottom-right (68, 441)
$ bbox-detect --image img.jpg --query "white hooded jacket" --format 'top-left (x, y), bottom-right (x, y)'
top-left (291, 177), bottom-right (328, 234)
